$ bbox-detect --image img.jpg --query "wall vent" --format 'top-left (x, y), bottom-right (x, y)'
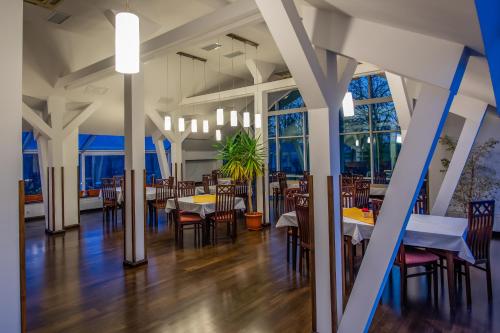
top-left (47, 11), bottom-right (71, 24)
top-left (24, 0), bottom-right (64, 10)
top-left (224, 51), bottom-right (244, 59)
top-left (201, 43), bottom-right (222, 52)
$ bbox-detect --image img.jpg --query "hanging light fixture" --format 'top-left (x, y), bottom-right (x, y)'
top-left (367, 136), bottom-right (371, 144)
top-left (164, 116), bottom-right (171, 131)
top-left (243, 112), bottom-right (250, 128)
top-left (396, 133), bottom-right (402, 144)
top-left (355, 139), bottom-right (360, 147)
top-left (216, 108), bottom-right (224, 126)
top-left (342, 92), bottom-right (355, 117)
top-left (203, 120), bottom-right (209, 133)
top-left (178, 118), bottom-right (185, 132)
top-left (230, 110), bottom-right (238, 127)
top-left (255, 113), bottom-right (262, 129)
top-left (191, 119), bottom-right (198, 133)
top-left (115, 1), bottom-right (140, 74)
top-left (216, 129), bottom-right (222, 141)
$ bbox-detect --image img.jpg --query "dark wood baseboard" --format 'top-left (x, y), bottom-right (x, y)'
top-left (493, 231), bottom-right (500, 239)
top-left (123, 259), bottom-right (148, 268)
top-left (63, 224), bottom-right (80, 230)
top-left (45, 229), bottom-right (65, 236)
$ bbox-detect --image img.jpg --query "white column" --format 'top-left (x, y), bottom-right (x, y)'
top-left (0, 0), bottom-right (22, 331)
top-left (62, 129), bottom-right (80, 227)
top-left (153, 132), bottom-right (170, 178)
top-left (36, 133), bottom-right (50, 228)
top-left (386, 72), bottom-right (413, 141)
top-left (124, 72), bottom-right (147, 266)
top-left (170, 141), bottom-right (183, 180)
top-left (255, 88), bottom-right (270, 222)
top-left (431, 95), bottom-right (488, 216)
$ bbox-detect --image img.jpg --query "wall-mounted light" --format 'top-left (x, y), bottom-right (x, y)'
top-left (342, 92), bottom-right (354, 117)
top-left (191, 119), bottom-right (198, 133)
top-left (115, 11), bottom-right (140, 74)
top-left (178, 117), bottom-right (185, 132)
top-left (243, 112), bottom-right (250, 128)
top-left (255, 113), bottom-right (262, 129)
top-left (216, 108), bottom-right (224, 125)
top-left (203, 120), bottom-right (209, 133)
top-left (164, 116), bottom-right (171, 131)
top-left (230, 110), bottom-right (238, 127)
top-left (216, 129), bottom-right (221, 141)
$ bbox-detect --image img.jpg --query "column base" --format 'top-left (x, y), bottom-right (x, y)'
top-left (45, 229), bottom-right (65, 236)
top-left (64, 224), bottom-right (80, 230)
top-left (123, 259), bottom-right (148, 268)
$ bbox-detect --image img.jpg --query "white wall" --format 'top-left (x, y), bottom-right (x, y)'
top-left (183, 150), bottom-right (222, 181)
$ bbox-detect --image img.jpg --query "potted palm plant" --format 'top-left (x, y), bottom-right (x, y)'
top-left (216, 131), bottom-right (266, 230)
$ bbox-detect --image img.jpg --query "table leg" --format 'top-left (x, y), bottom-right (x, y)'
top-left (292, 227), bottom-right (298, 271)
top-left (445, 251), bottom-right (456, 310)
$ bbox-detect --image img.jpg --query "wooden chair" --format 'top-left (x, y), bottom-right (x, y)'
top-left (101, 178), bottom-right (119, 224)
top-left (150, 178), bottom-right (175, 225)
top-left (353, 180), bottom-right (370, 208)
top-left (211, 170), bottom-right (223, 182)
top-left (284, 188), bottom-right (301, 269)
top-left (208, 185), bottom-right (237, 244)
top-left (413, 190), bottom-right (429, 215)
top-left (202, 175), bottom-right (214, 194)
top-left (299, 179), bottom-right (308, 194)
top-left (177, 181), bottom-right (195, 197)
top-left (173, 195), bottom-right (203, 248)
top-left (273, 172), bottom-right (288, 220)
top-left (302, 171), bottom-right (310, 180)
top-left (373, 172), bottom-right (388, 184)
top-left (371, 199), bottom-right (383, 224)
top-left (235, 180), bottom-right (248, 210)
top-left (455, 200), bottom-right (495, 305)
top-left (295, 194), bottom-right (312, 274)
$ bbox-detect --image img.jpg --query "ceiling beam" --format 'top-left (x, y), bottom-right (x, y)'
top-left (56, 0), bottom-right (261, 90)
top-left (22, 103), bottom-right (53, 139)
top-left (63, 101), bottom-right (101, 137)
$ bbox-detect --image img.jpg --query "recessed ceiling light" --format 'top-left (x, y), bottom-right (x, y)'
top-left (224, 51), bottom-right (244, 59)
top-left (47, 11), bottom-right (71, 25)
top-left (201, 43), bottom-right (222, 52)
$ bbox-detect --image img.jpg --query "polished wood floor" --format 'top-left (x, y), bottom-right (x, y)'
top-left (25, 211), bottom-right (499, 332)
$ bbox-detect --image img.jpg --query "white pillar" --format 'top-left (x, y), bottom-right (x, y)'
top-left (255, 88), bottom-right (270, 222)
top-left (386, 72), bottom-right (413, 141)
top-left (36, 133), bottom-right (50, 228)
top-left (0, 1), bottom-right (22, 331)
top-left (153, 132), bottom-right (170, 178)
top-left (431, 95), bottom-right (488, 216)
top-left (62, 129), bottom-right (80, 227)
top-left (171, 141), bottom-right (183, 181)
top-left (124, 72), bottom-right (147, 266)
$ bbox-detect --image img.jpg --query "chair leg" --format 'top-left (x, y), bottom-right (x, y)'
top-left (286, 234), bottom-right (290, 264)
top-left (433, 263), bottom-right (438, 304)
top-left (486, 260), bottom-right (493, 302)
top-left (400, 266), bottom-right (407, 306)
top-left (465, 262), bottom-right (472, 306)
top-left (299, 247), bottom-right (303, 274)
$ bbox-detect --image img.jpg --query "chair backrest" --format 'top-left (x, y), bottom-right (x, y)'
top-left (155, 179), bottom-right (174, 203)
top-left (413, 192), bottom-right (429, 215)
top-left (215, 184), bottom-right (236, 222)
top-left (177, 181), bottom-right (195, 197)
top-left (101, 178), bottom-right (117, 202)
top-left (354, 180), bottom-right (370, 208)
top-left (235, 180), bottom-right (248, 198)
top-left (202, 175), bottom-right (211, 194)
top-left (373, 172), bottom-right (387, 184)
top-left (302, 171), bottom-right (310, 180)
top-left (371, 199), bottom-right (383, 224)
top-left (284, 187), bottom-right (301, 213)
top-left (299, 179), bottom-right (309, 194)
top-left (295, 194), bottom-right (312, 249)
top-left (277, 172), bottom-right (288, 193)
top-left (467, 200), bottom-right (495, 261)
top-left (212, 170), bottom-right (223, 181)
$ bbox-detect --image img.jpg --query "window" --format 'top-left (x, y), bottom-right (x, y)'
top-left (84, 155), bottom-right (124, 189)
top-left (23, 153), bottom-right (42, 195)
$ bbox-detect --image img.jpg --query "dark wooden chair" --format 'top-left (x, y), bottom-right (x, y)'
top-left (284, 188), bottom-right (301, 269)
top-left (211, 170), bottom-right (223, 182)
top-left (101, 178), bottom-right (119, 224)
top-left (371, 198), bottom-right (383, 225)
top-left (173, 195), bottom-right (203, 248)
top-left (235, 180), bottom-right (248, 210)
top-left (150, 178), bottom-right (175, 225)
top-left (295, 194), bottom-right (312, 275)
top-left (354, 180), bottom-right (370, 209)
top-left (208, 185), bottom-right (237, 244)
top-left (373, 172), bottom-right (388, 184)
top-left (302, 171), bottom-right (310, 180)
top-left (299, 179), bottom-right (308, 194)
top-left (273, 172), bottom-right (288, 220)
top-left (177, 181), bottom-right (195, 197)
top-left (455, 200), bottom-right (495, 305)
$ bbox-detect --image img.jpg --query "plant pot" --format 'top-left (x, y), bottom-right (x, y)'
top-left (245, 212), bottom-right (263, 231)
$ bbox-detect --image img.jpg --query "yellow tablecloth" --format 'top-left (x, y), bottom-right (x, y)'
top-left (343, 208), bottom-right (374, 225)
top-left (193, 194), bottom-right (216, 204)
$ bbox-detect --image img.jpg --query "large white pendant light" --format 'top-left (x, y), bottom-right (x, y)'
top-left (216, 129), bottom-right (222, 141)
top-left (115, 9), bottom-right (140, 74)
top-left (255, 113), bottom-right (262, 129)
top-left (203, 120), bottom-right (209, 133)
top-left (243, 112), bottom-right (250, 128)
top-left (178, 117), bottom-right (185, 132)
top-left (342, 92), bottom-right (355, 117)
top-left (230, 110), bottom-right (238, 127)
top-left (216, 108), bottom-right (224, 125)
top-left (396, 133), bottom-right (402, 144)
top-left (164, 116), bottom-right (171, 131)
top-left (191, 119), bottom-right (198, 133)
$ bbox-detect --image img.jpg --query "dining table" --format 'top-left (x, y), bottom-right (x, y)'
top-left (276, 208), bottom-right (473, 308)
top-left (99, 186), bottom-right (157, 204)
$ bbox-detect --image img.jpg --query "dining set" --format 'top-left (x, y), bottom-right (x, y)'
top-left (99, 170), bottom-right (247, 247)
top-left (276, 172), bottom-right (495, 309)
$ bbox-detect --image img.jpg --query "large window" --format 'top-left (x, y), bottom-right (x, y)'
top-left (340, 73), bottom-right (401, 180)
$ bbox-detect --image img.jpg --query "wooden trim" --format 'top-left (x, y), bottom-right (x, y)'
top-left (181, 162), bottom-right (184, 181)
top-left (143, 169), bottom-right (147, 260)
top-left (131, 169), bottom-right (136, 262)
top-left (51, 167), bottom-right (55, 232)
top-left (339, 175), bottom-right (347, 310)
top-left (174, 163), bottom-right (178, 186)
top-left (123, 169), bottom-right (127, 262)
top-left (308, 175), bottom-right (317, 332)
top-left (77, 166), bottom-right (81, 225)
top-left (61, 166), bottom-right (65, 229)
top-left (327, 176), bottom-right (336, 331)
top-left (18, 180), bottom-right (26, 333)
top-left (46, 166), bottom-right (50, 231)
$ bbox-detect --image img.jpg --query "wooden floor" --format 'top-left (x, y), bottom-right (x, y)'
top-left (25, 211), bottom-right (499, 332)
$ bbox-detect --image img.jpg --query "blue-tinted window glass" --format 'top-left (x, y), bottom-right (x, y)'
top-left (340, 105), bottom-right (369, 133)
top-left (278, 113), bottom-right (303, 137)
top-left (371, 102), bottom-right (400, 131)
top-left (84, 155), bottom-right (125, 189)
top-left (279, 138), bottom-right (304, 174)
top-left (370, 74), bottom-right (391, 98)
top-left (274, 90), bottom-right (305, 110)
top-left (145, 153), bottom-right (161, 183)
top-left (23, 153), bottom-right (41, 195)
top-left (268, 138), bottom-right (277, 173)
top-left (340, 134), bottom-right (371, 177)
top-left (268, 116), bottom-right (276, 138)
top-left (348, 76), bottom-right (369, 100)
top-left (373, 132), bottom-right (401, 180)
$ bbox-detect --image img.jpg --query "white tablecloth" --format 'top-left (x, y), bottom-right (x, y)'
top-left (276, 212), bottom-right (474, 263)
top-left (99, 187), bottom-right (157, 204)
top-left (165, 195), bottom-right (246, 218)
top-left (270, 181), bottom-right (300, 190)
top-left (370, 184), bottom-right (388, 196)
top-left (195, 185), bottom-right (216, 195)
top-left (218, 178), bottom-right (233, 185)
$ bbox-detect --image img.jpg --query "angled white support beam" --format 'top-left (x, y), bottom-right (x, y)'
top-left (246, 59), bottom-right (276, 84)
top-left (180, 121), bottom-right (193, 142)
top-left (146, 109), bottom-right (176, 143)
top-left (56, 0), bottom-right (261, 90)
top-left (256, 0), bottom-right (357, 331)
top-left (62, 102), bottom-right (101, 137)
top-left (22, 103), bottom-right (53, 139)
top-left (386, 72), bottom-right (413, 140)
top-left (302, 4), bottom-right (466, 91)
top-left (181, 78), bottom-right (296, 106)
top-left (339, 48), bottom-right (471, 333)
top-left (431, 95), bottom-right (488, 216)
top-left (152, 130), bottom-right (171, 178)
